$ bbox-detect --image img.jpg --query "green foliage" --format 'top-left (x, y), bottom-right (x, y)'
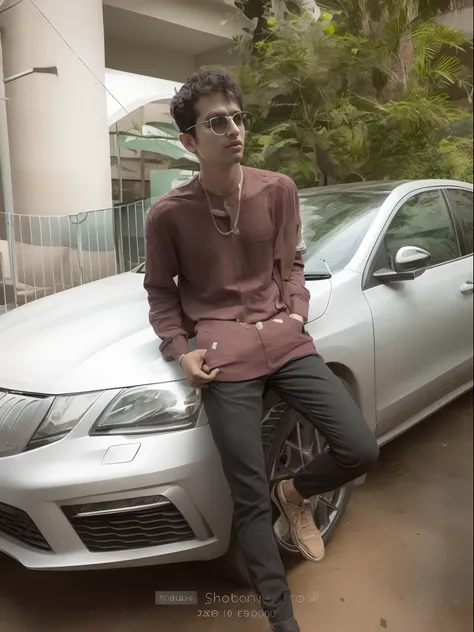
top-left (220, 1), bottom-right (473, 185)
top-left (360, 95), bottom-right (471, 180)
top-left (428, 137), bottom-right (473, 181)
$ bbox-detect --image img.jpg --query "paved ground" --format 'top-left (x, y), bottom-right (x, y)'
top-left (0, 394), bottom-right (472, 632)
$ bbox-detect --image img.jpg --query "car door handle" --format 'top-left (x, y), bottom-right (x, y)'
top-left (460, 281), bottom-right (473, 295)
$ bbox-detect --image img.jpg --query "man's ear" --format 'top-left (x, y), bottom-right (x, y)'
top-left (179, 132), bottom-right (197, 155)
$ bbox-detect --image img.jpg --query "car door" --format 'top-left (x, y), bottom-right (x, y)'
top-left (363, 186), bottom-right (473, 436)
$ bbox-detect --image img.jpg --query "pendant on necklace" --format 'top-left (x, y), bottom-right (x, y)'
top-left (232, 227), bottom-right (240, 235)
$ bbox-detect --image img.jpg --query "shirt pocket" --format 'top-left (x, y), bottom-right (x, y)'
top-left (195, 325), bottom-right (213, 360)
top-left (195, 322), bottom-right (231, 371)
top-left (286, 314), bottom-right (306, 334)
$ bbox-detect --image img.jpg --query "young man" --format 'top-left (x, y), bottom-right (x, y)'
top-left (144, 70), bottom-right (379, 632)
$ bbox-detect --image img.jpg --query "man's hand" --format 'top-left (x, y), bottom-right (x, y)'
top-left (180, 349), bottom-right (219, 388)
top-left (289, 313), bottom-right (305, 325)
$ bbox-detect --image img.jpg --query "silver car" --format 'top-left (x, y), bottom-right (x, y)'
top-left (0, 179), bottom-right (472, 578)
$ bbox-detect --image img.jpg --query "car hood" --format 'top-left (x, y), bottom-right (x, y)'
top-left (0, 273), bottom-right (184, 395)
top-left (0, 273), bottom-right (332, 395)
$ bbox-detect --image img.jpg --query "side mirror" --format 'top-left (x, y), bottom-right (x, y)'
top-left (373, 246), bottom-right (431, 283)
top-left (393, 246), bottom-right (431, 274)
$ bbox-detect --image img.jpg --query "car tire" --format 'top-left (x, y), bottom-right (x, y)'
top-left (221, 376), bottom-right (356, 587)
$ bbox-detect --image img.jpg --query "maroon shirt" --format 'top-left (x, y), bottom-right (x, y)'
top-left (144, 166), bottom-right (317, 381)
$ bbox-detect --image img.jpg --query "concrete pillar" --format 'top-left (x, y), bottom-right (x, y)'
top-left (0, 0), bottom-right (112, 216)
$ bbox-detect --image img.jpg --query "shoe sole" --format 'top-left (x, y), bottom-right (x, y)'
top-left (271, 481), bottom-right (325, 563)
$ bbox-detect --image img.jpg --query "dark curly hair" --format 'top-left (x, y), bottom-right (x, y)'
top-left (170, 70), bottom-right (244, 134)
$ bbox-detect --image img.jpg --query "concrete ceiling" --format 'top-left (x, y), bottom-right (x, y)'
top-left (103, 5), bottom-right (229, 55)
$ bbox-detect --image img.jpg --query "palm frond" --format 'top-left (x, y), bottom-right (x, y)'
top-left (426, 55), bottom-right (473, 90)
top-left (412, 20), bottom-right (472, 52)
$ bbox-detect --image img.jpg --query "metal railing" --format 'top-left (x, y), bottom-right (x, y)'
top-left (0, 198), bottom-right (155, 314)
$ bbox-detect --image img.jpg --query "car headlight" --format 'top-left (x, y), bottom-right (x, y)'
top-left (90, 382), bottom-right (201, 435)
top-left (27, 392), bottom-right (102, 449)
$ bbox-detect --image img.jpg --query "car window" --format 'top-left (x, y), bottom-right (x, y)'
top-left (375, 190), bottom-right (460, 270)
top-left (446, 188), bottom-right (473, 255)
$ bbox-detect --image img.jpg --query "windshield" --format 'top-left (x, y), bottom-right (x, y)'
top-left (135, 189), bottom-right (389, 276)
top-left (300, 191), bottom-right (389, 274)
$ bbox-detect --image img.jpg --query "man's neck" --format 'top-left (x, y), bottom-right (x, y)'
top-left (199, 163), bottom-right (242, 197)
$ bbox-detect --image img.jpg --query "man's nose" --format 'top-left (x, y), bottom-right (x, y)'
top-left (227, 117), bottom-right (240, 136)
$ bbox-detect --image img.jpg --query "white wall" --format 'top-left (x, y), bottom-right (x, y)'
top-left (437, 6), bottom-right (474, 37)
top-left (1, 0), bottom-right (112, 216)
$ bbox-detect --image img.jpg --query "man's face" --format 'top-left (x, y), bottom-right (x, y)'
top-left (180, 92), bottom-right (247, 166)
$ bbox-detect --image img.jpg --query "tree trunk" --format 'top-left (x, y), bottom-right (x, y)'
top-left (382, 34), bottom-right (414, 100)
top-left (379, 2), bottom-right (417, 101)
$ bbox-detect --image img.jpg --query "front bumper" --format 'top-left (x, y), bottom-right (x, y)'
top-left (0, 406), bottom-right (233, 570)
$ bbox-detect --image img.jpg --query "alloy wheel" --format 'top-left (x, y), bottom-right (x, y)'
top-left (269, 414), bottom-right (348, 552)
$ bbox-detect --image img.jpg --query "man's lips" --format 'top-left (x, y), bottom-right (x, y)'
top-left (226, 141), bottom-right (243, 148)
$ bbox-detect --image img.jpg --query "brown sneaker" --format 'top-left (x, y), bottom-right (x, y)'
top-left (271, 480), bottom-right (325, 563)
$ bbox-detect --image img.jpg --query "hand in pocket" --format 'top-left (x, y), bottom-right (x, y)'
top-left (289, 313), bottom-right (304, 326)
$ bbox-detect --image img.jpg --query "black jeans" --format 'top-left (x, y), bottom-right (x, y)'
top-left (202, 355), bottom-right (379, 627)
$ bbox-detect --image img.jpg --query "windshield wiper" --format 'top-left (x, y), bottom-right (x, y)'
top-left (304, 259), bottom-right (332, 280)
top-left (304, 272), bottom-right (332, 280)
top-left (136, 262), bottom-right (332, 280)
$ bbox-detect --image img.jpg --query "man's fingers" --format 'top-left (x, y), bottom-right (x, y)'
top-left (192, 368), bottom-right (219, 384)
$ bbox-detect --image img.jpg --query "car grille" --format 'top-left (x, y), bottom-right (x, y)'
top-left (0, 390), bottom-right (52, 457)
top-left (63, 498), bottom-right (196, 552)
top-left (0, 501), bottom-right (52, 551)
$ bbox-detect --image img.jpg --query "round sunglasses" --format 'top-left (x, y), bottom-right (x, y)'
top-left (186, 111), bottom-right (253, 136)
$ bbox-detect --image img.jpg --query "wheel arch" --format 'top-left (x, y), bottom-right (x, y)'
top-left (262, 361), bottom-right (362, 410)
top-left (326, 362), bottom-right (361, 404)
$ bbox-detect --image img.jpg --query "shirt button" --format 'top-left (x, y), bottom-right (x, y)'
top-left (256, 321), bottom-right (263, 330)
